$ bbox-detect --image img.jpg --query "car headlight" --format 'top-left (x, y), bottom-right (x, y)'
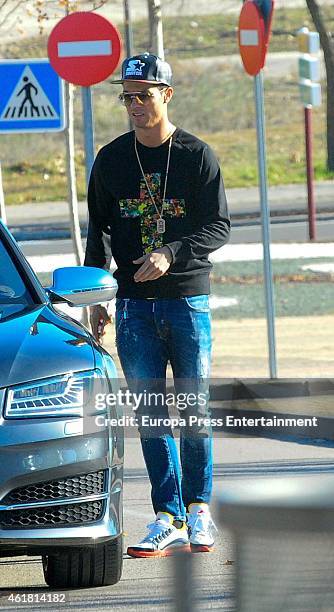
top-left (4, 370), bottom-right (98, 419)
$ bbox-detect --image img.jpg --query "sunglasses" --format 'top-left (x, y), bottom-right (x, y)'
top-left (118, 87), bottom-right (167, 106)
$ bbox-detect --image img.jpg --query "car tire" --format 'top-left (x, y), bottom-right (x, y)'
top-left (42, 534), bottom-right (123, 588)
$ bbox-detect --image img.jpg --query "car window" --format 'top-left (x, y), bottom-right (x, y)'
top-left (0, 236), bottom-right (33, 304)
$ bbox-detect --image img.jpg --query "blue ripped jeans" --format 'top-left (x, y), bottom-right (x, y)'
top-left (115, 296), bottom-right (212, 522)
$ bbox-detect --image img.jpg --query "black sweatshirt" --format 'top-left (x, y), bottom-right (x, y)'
top-left (84, 127), bottom-right (230, 298)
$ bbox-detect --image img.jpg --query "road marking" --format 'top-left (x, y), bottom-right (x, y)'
top-left (27, 253), bottom-right (77, 272)
top-left (301, 263), bottom-right (334, 273)
top-left (24, 243), bottom-right (334, 272)
top-left (210, 242), bottom-right (334, 262)
top-left (57, 40), bottom-right (112, 58)
top-left (210, 296), bottom-right (238, 309)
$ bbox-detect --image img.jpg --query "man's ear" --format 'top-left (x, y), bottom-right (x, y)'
top-left (165, 87), bottom-right (173, 103)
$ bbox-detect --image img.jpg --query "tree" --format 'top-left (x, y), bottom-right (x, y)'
top-left (147, 0), bottom-right (165, 59)
top-left (306, 0), bottom-right (334, 172)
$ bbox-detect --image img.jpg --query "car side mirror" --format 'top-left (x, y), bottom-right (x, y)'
top-left (46, 266), bottom-right (118, 307)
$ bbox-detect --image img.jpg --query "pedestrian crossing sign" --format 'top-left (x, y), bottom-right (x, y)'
top-left (0, 58), bottom-right (65, 133)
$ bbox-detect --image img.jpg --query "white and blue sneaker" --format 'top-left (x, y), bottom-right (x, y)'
top-left (187, 504), bottom-right (217, 552)
top-left (127, 512), bottom-right (190, 558)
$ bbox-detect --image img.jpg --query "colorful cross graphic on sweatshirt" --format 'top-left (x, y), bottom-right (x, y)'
top-left (119, 173), bottom-right (186, 253)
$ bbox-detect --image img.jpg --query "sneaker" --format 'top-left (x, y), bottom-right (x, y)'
top-left (127, 512), bottom-right (190, 558)
top-left (187, 504), bottom-right (217, 552)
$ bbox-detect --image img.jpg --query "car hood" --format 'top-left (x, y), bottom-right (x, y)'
top-left (0, 303), bottom-right (95, 388)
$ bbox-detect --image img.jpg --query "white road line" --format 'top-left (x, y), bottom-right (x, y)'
top-left (57, 40), bottom-right (112, 58)
top-left (301, 263), bottom-right (334, 273)
top-left (27, 254), bottom-right (77, 272)
top-left (25, 243), bottom-right (334, 272)
top-left (210, 242), bottom-right (334, 262)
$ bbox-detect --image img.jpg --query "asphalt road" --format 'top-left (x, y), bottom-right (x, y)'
top-left (1, 437), bottom-right (334, 610)
top-left (18, 216), bottom-right (334, 260)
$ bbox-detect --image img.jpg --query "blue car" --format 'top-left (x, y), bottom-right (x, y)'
top-left (0, 220), bottom-right (123, 588)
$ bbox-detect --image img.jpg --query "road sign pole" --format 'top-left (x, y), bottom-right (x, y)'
top-left (297, 28), bottom-right (321, 242)
top-left (254, 71), bottom-right (277, 378)
top-left (304, 107), bottom-right (316, 241)
top-left (123, 0), bottom-right (133, 132)
top-left (81, 86), bottom-right (95, 187)
top-left (0, 162), bottom-right (7, 225)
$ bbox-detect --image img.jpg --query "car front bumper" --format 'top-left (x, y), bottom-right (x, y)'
top-left (0, 408), bottom-right (123, 554)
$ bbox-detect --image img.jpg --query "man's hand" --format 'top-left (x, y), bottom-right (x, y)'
top-left (89, 304), bottom-right (112, 342)
top-left (133, 247), bottom-right (172, 282)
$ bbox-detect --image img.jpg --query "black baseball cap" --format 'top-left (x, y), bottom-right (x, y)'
top-left (111, 53), bottom-right (172, 86)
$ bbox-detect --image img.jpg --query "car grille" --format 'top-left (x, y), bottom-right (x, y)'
top-left (2, 471), bottom-right (106, 505)
top-left (0, 500), bottom-right (104, 529)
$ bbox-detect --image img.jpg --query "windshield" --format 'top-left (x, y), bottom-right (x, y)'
top-left (0, 235), bottom-right (33, 305)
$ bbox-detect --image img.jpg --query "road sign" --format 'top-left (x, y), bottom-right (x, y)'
top-left (297, 27), bottom-right (322, 109)
top-left (238, 1), bottom-right (266, 76)
top-left (0, 59), bottom-right (65, 134)
top-left (299, 56), bottom-right (320, 82)
top-left (297, 27), bottom-right (320, 54)
top-left (48, 12), bottom-right (122, 86)
top-left (299, 81), bottom-right (322, 107)
top-left (255, 0), bottom-right (274, 44)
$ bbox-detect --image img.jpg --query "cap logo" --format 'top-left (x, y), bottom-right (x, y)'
top-left (125, 59), bottom-right (146, 77)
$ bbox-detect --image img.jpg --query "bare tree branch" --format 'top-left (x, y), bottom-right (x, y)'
top-left (92, 0), bottom-right (108, 9)
top-left (0, 0), bottom-right (26, 27)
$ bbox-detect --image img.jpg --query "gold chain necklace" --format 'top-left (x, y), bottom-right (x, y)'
top-left (134, 133), bottom-right (173, 234)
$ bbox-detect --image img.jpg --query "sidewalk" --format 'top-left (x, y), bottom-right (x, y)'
top-left (102, 314), bottom-right (334, 380)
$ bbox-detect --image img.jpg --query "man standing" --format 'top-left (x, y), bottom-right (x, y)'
top-left (84, 53), bottom-right (230, 557)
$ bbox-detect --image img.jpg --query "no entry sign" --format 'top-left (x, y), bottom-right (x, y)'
top-left (238, 0), bottom-right (274, 76)
top-left (48, 12), bottom-right (122, 86)
top-left (238, 2), bottom-right (265, 76)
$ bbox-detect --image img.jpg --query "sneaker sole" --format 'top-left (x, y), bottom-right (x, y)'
top-left (127, 543), bottom-right (190, 558)
top-left (190, 543), bottom-right (215, 553)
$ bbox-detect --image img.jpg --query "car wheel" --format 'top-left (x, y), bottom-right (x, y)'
top-left (42, 535), bottom-right (123, 588)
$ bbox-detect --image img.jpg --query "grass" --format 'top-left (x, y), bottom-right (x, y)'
top-left (1, 7), bottom-right (334, 204)
top-left (3, 8), bottom-right (332, 60)
top-left (211, 281), bottom-right (334, 319)
top-left (210, 258), bottom-right (334, 320)
top-left (133, 7), bottom-right (334, 58)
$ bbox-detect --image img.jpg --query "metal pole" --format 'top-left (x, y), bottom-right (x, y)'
top-left (123, 0), bottom-right (133, 132)
top-left (123, 0), bottom-right (134, 57)
top-left (81, 86), bottom-right (95, 329)
top-left (64, 81), bottom-right (84, 265)
top-left (254, 71), bottom-right (277, 378)
top-left (173, 550), bottom-right (198, 611)
top-left (81, 86), bottom-right (95, 188)
top-left (0, 162), bottom-right (7, 225)
top-left (304, 106), bottom-right (316, 241)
